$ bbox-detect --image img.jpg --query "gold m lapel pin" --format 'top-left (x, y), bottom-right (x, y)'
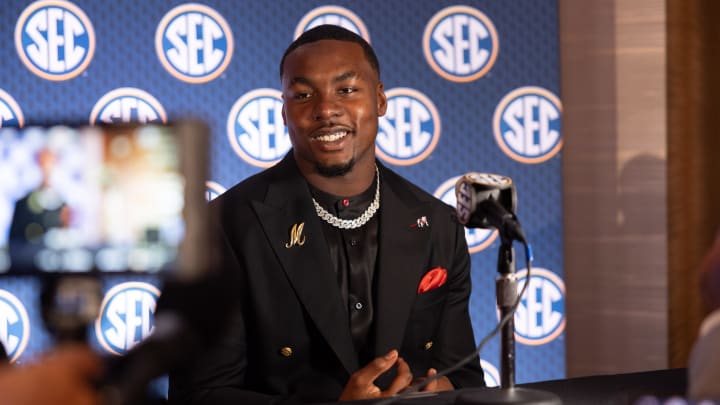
top-left (285, 222), bottom-right (306, 248)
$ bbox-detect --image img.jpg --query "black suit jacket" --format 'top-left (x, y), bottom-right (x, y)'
top-left (168, 153), bottom-right (484, 404)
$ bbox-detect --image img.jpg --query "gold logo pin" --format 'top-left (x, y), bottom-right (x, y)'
top-left (285, 222), bottom-right (306, 248)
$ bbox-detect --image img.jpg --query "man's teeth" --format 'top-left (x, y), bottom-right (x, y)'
top-left (315, 131), bottom-right (347, 142)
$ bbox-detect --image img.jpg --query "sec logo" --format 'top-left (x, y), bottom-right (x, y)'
top-left (434, 176), bottom-right (497, 253)
top-left (0, 89), bottom-right (25, 128)
top-left (206, 181), bottom-right (226, 201)
top-left (514, 268), bottom-right (565, 345)
top-left (294, 5), bottom-right (370, 42)
top-left (227, 88), bottom-right (291, 168)
top-left (89, 87), bottom-right (167, 125)
top-left (15, 0), bottom-right (95, 81)
top-left (493, 86), bottom-right (562, 164)
top-left (376, 88), bottom-right (440, 166)
top-left (156, 3), bottom-right (234, 83)
top-left (95, 282), bottom-right (160, 356)
top-left (480, 359), bottom-right (500, 388)
top-left (423, 5), bottom-right (498, 83)
top-left (0, 289), bottom-right (30, 363)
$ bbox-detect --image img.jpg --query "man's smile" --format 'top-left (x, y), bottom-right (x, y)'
top-left (312, 129), bottom-right (350, 143)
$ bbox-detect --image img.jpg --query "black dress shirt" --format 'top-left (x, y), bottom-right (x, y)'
top-left (309, 176), bottom-right (379, 366)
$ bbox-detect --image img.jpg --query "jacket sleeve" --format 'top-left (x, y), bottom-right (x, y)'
top-left (166, 208), bottom-right (281, 405)
top-left (167, 307), bottom-right (268, 405)
top-left (432, 214), bottom-right (486, 388)
top-left (166, 227), bottom-right (267, 405)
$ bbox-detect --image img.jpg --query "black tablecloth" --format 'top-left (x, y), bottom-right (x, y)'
top-left (518, 367), bottom-right (687, 404)
top-left (329, 368), bottom-right (688, 405)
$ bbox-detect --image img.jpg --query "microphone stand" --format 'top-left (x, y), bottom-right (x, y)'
top-left (496, 241), bottom-right (518, 389)
top-left (456, 236), bottom-right (561, 405)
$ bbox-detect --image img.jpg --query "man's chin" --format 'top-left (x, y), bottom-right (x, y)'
top-left (315, 160), bottom-right (355, 178)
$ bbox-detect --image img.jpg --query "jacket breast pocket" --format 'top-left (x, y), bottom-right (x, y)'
top-left (411, 284), bottom-right (448, 313)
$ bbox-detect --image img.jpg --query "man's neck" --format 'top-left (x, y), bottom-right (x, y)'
top-left (299, 159), bottom-right (377, 197)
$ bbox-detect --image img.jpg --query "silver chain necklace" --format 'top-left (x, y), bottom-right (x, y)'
top-left (312, 166), bottom-right (380, 229)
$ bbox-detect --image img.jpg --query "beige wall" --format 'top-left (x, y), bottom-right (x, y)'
top-left (560, 0), bottom-right (668, 377)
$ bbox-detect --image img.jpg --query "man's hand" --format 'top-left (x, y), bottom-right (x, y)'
top-left (417, 368), bottom-right (454, 392)
top-left (0, 344), bottom-right (101, 405)
top-left (339, 349), bottom-right (413, 401)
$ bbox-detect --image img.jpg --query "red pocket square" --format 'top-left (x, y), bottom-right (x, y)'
top-left (417, 266), bottom-right (448, 294)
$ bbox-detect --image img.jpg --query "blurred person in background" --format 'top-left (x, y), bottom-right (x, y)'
top-left (688, 229), bottom-right (720, 400)
top-left (7, 147), bottom-right (71, 270)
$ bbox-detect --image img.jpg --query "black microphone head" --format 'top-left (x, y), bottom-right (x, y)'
top-left (455, 173), bottom-right (516, 228)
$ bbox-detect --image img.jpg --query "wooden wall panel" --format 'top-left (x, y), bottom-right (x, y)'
top-left (560, 0), bottom-right (668, 377)
top-left (667, 0), bottom-right (720, 368)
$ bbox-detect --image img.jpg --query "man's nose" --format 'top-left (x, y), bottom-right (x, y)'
top-left (312, 93), bottom-right (342, 120)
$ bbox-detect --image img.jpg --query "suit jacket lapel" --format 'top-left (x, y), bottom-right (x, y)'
top-left (374, 167), bottom-right (433, 356)
top-left (251, 156), bottom-right (359, 374)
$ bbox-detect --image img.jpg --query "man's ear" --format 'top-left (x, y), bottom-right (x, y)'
top-left (281, 97), bottom-right (287, 125)
top-left (377, 82), bottom-right (387, 117)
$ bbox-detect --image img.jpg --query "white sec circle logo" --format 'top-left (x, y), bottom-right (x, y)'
top-left (423, 5), bottom-right (498, 83)
top-left (433, 176), bottom-right (497, 253)
top-left (227, 88), bottom-right (291, 168)
top-left (0, 89), bottom-right (25, 128)
top-left (480, 359), bottom-right (500, 388)
top-left (493, 86), bottom-right (562, 164)
top-left (294, 6), bottom-right (370, 42)
top-left (514, 268), bottom-right (565, 345)
top-left (206, 181), bottom-right (226, 201)
top-left (15, 0), bottom-right (95, 81)
top-left (0, 289), bottom-right (30, 363)
top-left (95, 282), bottom-right (160, 356)
top-left (376, 88), bottom-right (441, 166)
top-left (89, 88), bottom-right (167, 125)
top-left (156, 3), bottom-right (234, 84)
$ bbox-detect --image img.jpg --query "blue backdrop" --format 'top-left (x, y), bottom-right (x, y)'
top-left (0, 0), bottom-right (564, 386)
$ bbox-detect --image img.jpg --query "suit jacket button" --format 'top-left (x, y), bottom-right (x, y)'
top-left (280, 347), bottom-right (293, 357)
top-left (424, 341), bottom-right (433, 350)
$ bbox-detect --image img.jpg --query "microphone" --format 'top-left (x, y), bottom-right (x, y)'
top-left (368, 172), bottom-right (560, 405)
top-left (449, 173), bottom-right (561, 405)
top-left (455, 173), bottom-right (526, 243)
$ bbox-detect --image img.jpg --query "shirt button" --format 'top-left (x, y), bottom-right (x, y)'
top-left (280, 346), bottom-right (293, 357)
top-left (350, 239), bottom-right (358, 247)
top-left (354, 302), bottom-right (363, 310)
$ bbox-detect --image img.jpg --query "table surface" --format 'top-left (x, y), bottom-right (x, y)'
top-left (322, 368), bottom-right (689, 405)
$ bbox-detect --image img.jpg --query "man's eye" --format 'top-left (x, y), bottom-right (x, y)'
top-left (294, 92), bottom-right (311, 99)
top-left (339, 87), bottom-right (356, 94)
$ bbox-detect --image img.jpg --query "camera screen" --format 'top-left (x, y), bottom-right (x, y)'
top-left (0, 124), bottom-right (201, 274)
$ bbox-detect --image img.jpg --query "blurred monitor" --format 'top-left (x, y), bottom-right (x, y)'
top-left (0, 121), bottom-right (209, 276)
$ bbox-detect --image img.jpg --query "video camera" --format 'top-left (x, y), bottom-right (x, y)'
top-left (0, 120), bottom-right (224, 403)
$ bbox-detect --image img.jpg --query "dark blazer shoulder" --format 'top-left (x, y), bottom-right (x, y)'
top-left (211, 154), bottom-right (297, 208)
top-left (212, 166), bottom-right (272, 205)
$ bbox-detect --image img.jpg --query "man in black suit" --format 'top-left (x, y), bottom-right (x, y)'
top-left (168, 24), bottom-right (485, 404)
top-left (8, 147), bottom-right (70, 271)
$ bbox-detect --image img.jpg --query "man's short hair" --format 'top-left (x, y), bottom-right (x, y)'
top-left (279, 24), bottom-right (380, 78)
